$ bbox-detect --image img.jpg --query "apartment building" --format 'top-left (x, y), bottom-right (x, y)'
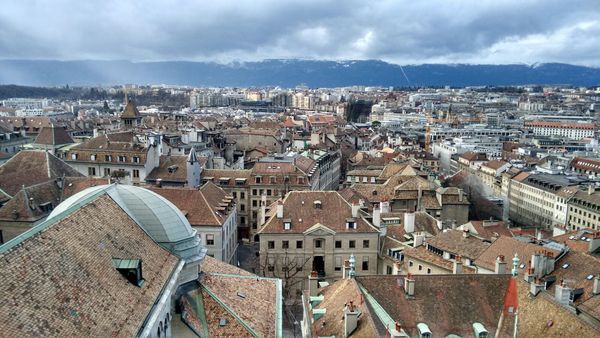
top-left (64, 131), bottom-right (162, 184)
top-left (257, 191), bottom-right (380, 296)
top-left (525, 121), bottom-right (595, 139)
top-left (506, 172), bottom-right (581, 229)
top-left (149, 182), bottom-right (238, 264)
top-left (570, 157), bottom-right (600, 179)
top-left (568, 186), bottom-right (600, 231)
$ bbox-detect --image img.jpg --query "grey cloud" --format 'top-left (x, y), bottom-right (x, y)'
top-left (0, 0), bottom-right (598, 65)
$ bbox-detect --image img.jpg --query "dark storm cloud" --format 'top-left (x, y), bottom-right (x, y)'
top-left (0, 0), bottom-right (599, 65)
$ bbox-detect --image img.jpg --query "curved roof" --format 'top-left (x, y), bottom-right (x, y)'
top-left (49, 184), bottom-right (195, 243)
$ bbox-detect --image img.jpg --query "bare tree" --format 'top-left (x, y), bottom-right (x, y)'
top-left (253, 250), bottom-right (311, 304)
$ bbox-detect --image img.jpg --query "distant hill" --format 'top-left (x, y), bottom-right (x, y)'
top-left (0, 59), bottom-right (598, 87)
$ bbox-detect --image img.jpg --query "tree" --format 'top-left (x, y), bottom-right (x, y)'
top-left (254, 250), bottom-right (311, 304)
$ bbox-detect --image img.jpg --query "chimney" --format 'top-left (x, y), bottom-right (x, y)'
top-left (342, 259), bottom-right (350, 279)
top-left (453, 256), bottom-right (463, 274)
top-left (589, 232), bottom-right (600, 253)
top-left (381, 200), bottom-right (390, 214)
top-left (530, 278), bottom-right (545, 296)
top-left (373, 205), bottom-right (381, 228)
top-left (524, 264), bottom-right (535, 283)
top-left (388, 321), bottom-right (408, 338)
top-left (156, 178), bottom-right (162, 188)
top-left (412, 233), bottom-right (425, 248)
top-left (495, 255), bottom-right (507, 274)
top-left (344, 300), bottom-right (359, 337)
top-left (588, 185), bottom-right (595, 195)
top-left (404, 274), bottom-right (415, 297)
top-left (259, 195), bottom-right (267, 226)
top-left (593, 275), bottom-right (600, 295)
top-left (531, 252), bottom-right (541, 278)
top-left (404, 213), bottom-right (415, 234)
top-left (458, 189), bottom-right (464, 202)
top-left (462, 228), bottom-right (470, 238)
top-left (555, 280), bottom-right (572, 305)
top-left (351, 203), bottom-right (360, 218)
top-left (276, 200), bottom-right (284, 219)
top-left (308, 271), bottom-right (319, 297)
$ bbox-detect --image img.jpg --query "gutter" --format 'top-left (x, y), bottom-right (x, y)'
top-left (137, 259), bottom-right (185, 337)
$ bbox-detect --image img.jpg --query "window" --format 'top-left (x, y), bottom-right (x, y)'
top-left (39, 202), bottom-right (53, 213)
top-left (427, 268), bottom-right (432, 274)
top-left (240, 204), bottom-right (245, 211)
top-left (133, 169), bottom-right (139, 178)
top-left (284, 221), bottom-right (291, 230)
top-left (282, 240), bottom-right (289, 249)
top-left (362, 257), bottom-right (369, 271)
top-left (349, 240), bottom-right (356, 248)
top-left (132, 156), bottom-right (140, 163)
top-left (268, 241), bottom-right (275, 249)
top-left (240, 192), bottom-right (245, 199)
top-left (252, 200), bottom-right (258, 207)
top-left (267, 189), bottom-right (272, 196)
top-left (335, 240), bottom-right (342, 248)
top-left (71, 153), bottom-right (78, 160)
top-left (90, 154), bottom-right (96, 161)
top-left (409, 261), bottom-right (414, 267)
top-left (118, 155), bottom-right (126, 162)
top-left (232, 191), bottom-right (237, 198)
top-left (335, 256), bottom-right (342, 271)
top-left (252, 189), bottom-right (258, 196)
top-left (104, 155), bottom-right (111, 161)
top-left (298, 177), bottom-right (305, 184)
top-left (315, 239), bottom-right (323, 248)
top-left (240, 216), bottom-right (245, 225)
top-left (363, 240), bottom-right (370, 248)
top-left (206, 234), bottom-right (214, 246)
top-left (296, 240), bottom-right (303, 249)
top-left (346, 220), bottom-right (356, 229)
top-left (270, 176), bottom-right (276, 184)
top-left (104, 168), bottom-right (111, 176)
top-left (418, 264), bottom-right (423, 271)
top-left (88, 167), bottom-right (96, 176)
top-left (386, 266), bottom-right (393, 274)
top-left (255, 176), bottom-right (262, 184)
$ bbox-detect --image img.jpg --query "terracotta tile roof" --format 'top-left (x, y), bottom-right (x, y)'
top-left (346, 169), bottom-right (382, 177)
top-left (0, 195), bottom-right (180, 337)
top-left (513, 171), bottom-right (531, 182)
top-left (403, 246), bottom-right (455, 271)
top-left (547, 250), bottom-right (600, 305)
top-left (259, 191), bottom-right (378, 234)
top-left (33, 124), bottom-right (74, 146)
top-left (474, 236), bottom-right (561, 273)
top-left (578, 295), bottom-right (600, 324)
top-left (459, 151), bottom-right (487, 162)
top-left (61, 177), bottom-right (111, 200)
top-left (201, 255), bottom-right (252, 276)
top-left (357, 274), bottom-right (512, 337)
top-left (0, 179), bottom-right (61, 222)
top-left (461, 221), bottom-right (512, 241)
top-left (149, 182), bottom-right (232, 227)
top-left (0, 150), bottom-right (82, 197)
top-left (552, 230), bottom-right (599, 253)
top-left (313, 278), bottom-right (379, 338)
top-left (199, 273), bottom-right (279, 338)
top-left (145, 155), bottom-right (188, 183)
top-left (570, 157), bottom-right (600, 174)
top-left (517, 280), bottom-right (600, 337)
top-left (426, 230), bottom-right (491, 259)
top-left (483, 159), bottom-right (508, 170)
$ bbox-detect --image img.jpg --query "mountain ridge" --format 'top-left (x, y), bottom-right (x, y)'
top-left (0, 59), bottom-right (598, 87)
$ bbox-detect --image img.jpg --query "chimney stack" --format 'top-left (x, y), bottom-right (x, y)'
top-left (524, 264), bottom-right (535, 283)
top-left (555, 280), bottom-right (572, 305)
top-left (308, 271), bottom-right (319, 297)
top-left (588, 185), bottom-right (595, 195)
top-left (344, 300), bottom-right (359, 337)
top-left (404, 274), bottom-right (415, 297)
top-left (351, 203), bottom-right (360, 218)
top-left (259, 195), bottom-right (267, 226)
top-left (156, 178), bottom-right (162, 188)
top-left (453, 256), bottom-right (463, 274)
top-left (373, 205), bottom-right (381, 228)
top-left (593, 275), bottom-right (600, 295)
top-left (531, 252), bottom-right (541, 278)
top-left (589, 232), bottom-right (600, 253)
top-left (404, 213), bottom-right (415, 234)
top-left (462, 228), bottom-right (470, 238)
top-left (530, 277), bottom-right (545, 296)
top-left (495, 255), bottom-right (507, 274)
top-left (276, 200), bottom-right (284, 219)
top-left (458, 189), bottom-right (464, 202)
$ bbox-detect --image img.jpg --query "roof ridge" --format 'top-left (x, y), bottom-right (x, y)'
top-left (199, 189), bottom-right (221, 225)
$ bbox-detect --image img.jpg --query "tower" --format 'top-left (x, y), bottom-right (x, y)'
top-left (186, 148), bottom-right (201, 188)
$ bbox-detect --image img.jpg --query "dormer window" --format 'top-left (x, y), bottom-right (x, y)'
top-left (132, 156), bottom-right (140, 163)
top-left (71, 153), bottom-right (78, 160)
top-left (313, 200), bottom-right (322, 209)
top-left (270, 176), bottom-right (276, 184)
top-left (298, 177), bottom-right (305, 184)
top-left (105, 155), bottom-right (112, 161)
top-left (283, 219), bottom-right (292, 230)
top-left (118, 155), bottom-right (126, 162)
top-left (255, 176), bottom-right (262, 184)
top-left (112, 258), bottom-right (144, 287)
top-left (90, 154), bottom-right (96, 161)
top-left (346, 218), bottom-right (356, 229)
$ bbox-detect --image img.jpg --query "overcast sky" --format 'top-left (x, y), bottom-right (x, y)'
top-left (1, 0), bottom-right (599, 66)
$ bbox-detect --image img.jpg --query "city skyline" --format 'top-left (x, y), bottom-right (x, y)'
top-left (1, 0), bottom-right (599, 66)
